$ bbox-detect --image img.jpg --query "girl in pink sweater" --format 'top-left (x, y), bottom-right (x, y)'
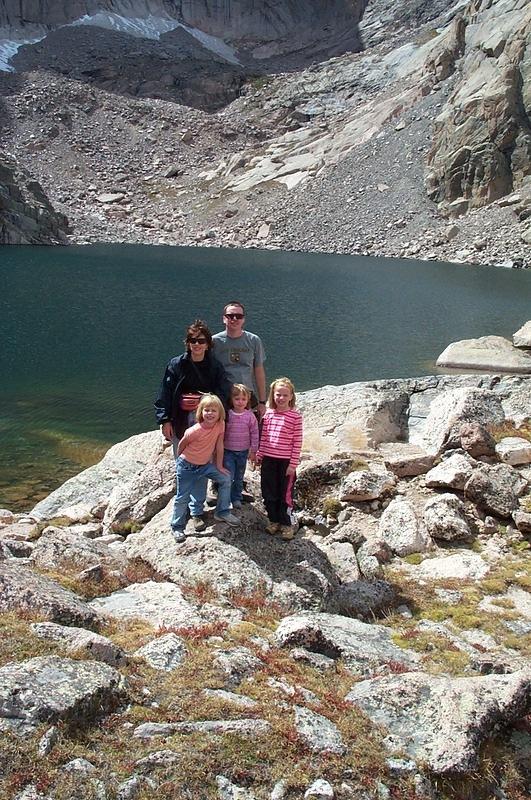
top-left (256, 377), bottom-right (303, 540)
top-left (223, 384), bottom-right (259, 508)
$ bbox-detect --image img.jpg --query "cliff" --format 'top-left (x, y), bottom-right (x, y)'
top-left (0, 151), bottom-right (69, 243)
top-left (0, 0), bottom-right (365, 46)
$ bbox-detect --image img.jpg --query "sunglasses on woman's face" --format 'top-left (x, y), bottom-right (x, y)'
top-left (225, 313), bottom-right (244, 320)
top-left (188, 337), bottom-right (207, 344)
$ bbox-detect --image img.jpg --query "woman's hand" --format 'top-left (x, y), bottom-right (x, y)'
top-left (248, 450), bottom-right (256, 467)
top-left (286, 465), bottom-right (296, 477)
top-left (161, 421), bottom-right (173, 441)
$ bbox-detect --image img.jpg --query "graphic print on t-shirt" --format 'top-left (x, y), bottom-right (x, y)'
top-left (229, 346), bottom-right (250, 364)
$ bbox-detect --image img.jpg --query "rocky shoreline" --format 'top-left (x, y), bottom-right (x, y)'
top-left (1, 373), bottom-right (530, 799)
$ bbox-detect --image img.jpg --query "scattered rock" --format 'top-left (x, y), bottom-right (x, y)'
top-left (379, 498), bottom-right (433, 556)
top-left (464, 463), bottom-right (528, 518)
top-left (0, 656), bottom-right (126, 735)
top-left (422, 493), bottom-right (471, 541)
top-left (134, 633), bottom-right (187, 671)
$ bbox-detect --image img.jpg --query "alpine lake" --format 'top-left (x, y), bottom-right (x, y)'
top-left (1, 244), bottom-right (530, 511)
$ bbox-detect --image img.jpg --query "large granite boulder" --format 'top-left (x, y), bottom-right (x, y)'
top-left (422, 493), bottom-right (471, 541)
top-left (30, 432), bottom-right (168, 522)
top-left (30, 622), bottom-right (126, 666)
top-left (424, 451), bottom-right (477, 490)
top-left (298, 382), bottom-right (410, 454)
top-left (123, 503), bottom-right (388, 617)
top-left (30, 526), bottom-right (126, 572)
top-left (419, 388), bottom-right (505, 456)
top-left (0, 563), bottom-right (100, 627)
top-left (0, 656), bottom-right (126, 735)
top-left (513, 321), bottom-right (531, 349)
top-left (378, 498), bottom-right (433, 556)
top-left (464, 462), bottom-right (528, 517)
top-left (275, 612), bottom-right (420, 676)
top-left (436, 336), bottom-right (531, 374)
top-left (89, 581), bottom-right (203, 629)
top-left (345, 669), bottom-right (531, 773)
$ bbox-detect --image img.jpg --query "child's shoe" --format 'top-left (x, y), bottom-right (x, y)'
top-left (232, 500), bottom-right (242, 509)
top-left (191, 515), bottom-right (206, 532)
top-left (214, 512), bottom-right (240, 527)
top-left (265, 522), bottom-right (280, 536)
top-left (280, 525), bottom-right (295, 540)
top-left (172, 529), bottom-right (186, 543)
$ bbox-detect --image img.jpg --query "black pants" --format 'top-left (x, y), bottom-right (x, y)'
top-left (261, 456), bottom-right (295, 526)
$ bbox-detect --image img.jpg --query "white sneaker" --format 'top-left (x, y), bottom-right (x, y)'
top-left (214, 512), bottom-right (240, 527)
top-left (172, 529), bottom-right (186, 543)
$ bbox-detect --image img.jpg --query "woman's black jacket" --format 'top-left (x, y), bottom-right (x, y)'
top-left (154, 351), bottom-right (231, 439)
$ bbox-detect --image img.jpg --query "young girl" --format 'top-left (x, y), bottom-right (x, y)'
top-left (256, 378), bottom-right (303, 540)
top-left (171, 394), bottom-right (239, 542)
top-left (223, 384), bottom-right (259, 508)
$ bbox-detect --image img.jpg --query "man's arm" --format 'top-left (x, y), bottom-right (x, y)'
top-left (254, 364), bottom-right (267, 419)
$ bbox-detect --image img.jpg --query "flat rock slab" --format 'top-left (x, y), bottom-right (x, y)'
top-left (495, 437), bottom-right (531, 466)
top-left (89, 581), bottom-right (203, 629)
top-left (275, 612), bottom-right (419, 676)
top-left (346, 669), bottom-right (531, 774)
top-left (379, 443), bottom-right (434, 477)
top-left (437, 336), bottom-right (531, 374)
top-left (31, 622), bottom-right (126, 666)
top-left (0, 563), bottom-right (100, 627)
top-left (0, 656), bottom-right (126, 735)
top-left (134, 718), bottom-right (271, 738)
top-left (409, 552), bottom-right (489, 580)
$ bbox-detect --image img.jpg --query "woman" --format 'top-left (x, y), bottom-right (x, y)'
top-left (155, 319), bottom-right (231, 531)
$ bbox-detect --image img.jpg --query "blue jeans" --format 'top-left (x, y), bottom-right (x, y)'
top-left (171, 432), bottom-right (206, 517)
top-left (171, 458), bottom-right (231, 532)
top-left (223, 449), bottom-right (248, 504)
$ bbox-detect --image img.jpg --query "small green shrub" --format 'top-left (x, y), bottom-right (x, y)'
top-left (321, 497), bottom-right (342, 517)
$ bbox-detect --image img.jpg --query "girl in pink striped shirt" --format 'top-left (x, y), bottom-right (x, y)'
top-left (223, 384), bottom-right (259, 508)
top-left (256, 377), bottom-right (303, 540)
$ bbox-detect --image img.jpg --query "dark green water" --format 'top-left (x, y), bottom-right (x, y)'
top-left (1, 244), bottom-right (530, 511)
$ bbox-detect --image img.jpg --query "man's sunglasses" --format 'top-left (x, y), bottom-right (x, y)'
top-left (188, 337), bottom-right (207, 344)
top-left (225, 313), bottom-right (244, 320)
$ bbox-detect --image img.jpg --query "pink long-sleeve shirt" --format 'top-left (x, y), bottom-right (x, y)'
top-left (257, 408), bottom-right (303, 468)
top-left (224, 409), bottom-right (259, 452)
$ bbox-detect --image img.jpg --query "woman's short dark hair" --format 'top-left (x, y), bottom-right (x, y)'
top-left (184, 319), bottom-right (213, 351)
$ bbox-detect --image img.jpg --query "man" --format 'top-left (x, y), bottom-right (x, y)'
top-left (212, 301), bottom-right (267, 419)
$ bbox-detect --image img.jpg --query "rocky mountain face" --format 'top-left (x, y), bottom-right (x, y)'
top-left (0, 0), bottom-right (529, 261)
top-left (0, 0), bottom-right (364, 46)
top-left (1, 373), bottom-right (530, 797)
top-left (0, 151), bottom-right (69, 243)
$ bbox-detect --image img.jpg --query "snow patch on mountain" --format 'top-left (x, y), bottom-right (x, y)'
top-left (71, 12), bottom-right (240, 63)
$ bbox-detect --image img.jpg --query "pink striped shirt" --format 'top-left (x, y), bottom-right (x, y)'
top-left (224, 409), bottom-right (259, 452)
top-left (257, 408), bottom-right (303, 468)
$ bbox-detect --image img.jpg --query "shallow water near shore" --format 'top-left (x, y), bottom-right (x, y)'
top-left (1, 243), bottom-right (530, 511)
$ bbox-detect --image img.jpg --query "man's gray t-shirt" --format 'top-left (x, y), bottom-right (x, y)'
top-left (212, 330), bottom-right (265, 396)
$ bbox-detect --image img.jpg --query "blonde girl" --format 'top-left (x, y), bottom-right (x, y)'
top-left (256, 378), bottom-right (303, 540)
top-left (223, 384), bottom-right (259, 508)
top-left (171, 394), bottom-right (239, 542)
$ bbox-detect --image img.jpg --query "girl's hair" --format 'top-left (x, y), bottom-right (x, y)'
top-left (230, 383), bottom-right (251, 409)
top-left (268, 377), bottom-right (296, 409)
top-left (184, 319), bottom-right (213, 351)
top-left (196, 393), bottom-right (225, 422)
